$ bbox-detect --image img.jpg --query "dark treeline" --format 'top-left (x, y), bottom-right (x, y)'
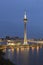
top-left (0, 50), bottom-right (16, 65)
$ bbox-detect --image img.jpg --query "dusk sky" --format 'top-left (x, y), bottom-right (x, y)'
top-left (0, 0), bottom-right (43, 39)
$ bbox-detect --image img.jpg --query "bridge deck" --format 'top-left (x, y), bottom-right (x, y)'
top-left (0, 44), bottom-right (43, 50)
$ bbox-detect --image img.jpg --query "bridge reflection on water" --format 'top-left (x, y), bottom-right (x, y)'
top-left (2, 45), bottom-right (42, 53)
top-left (3, 45), bottom-right (43, 65)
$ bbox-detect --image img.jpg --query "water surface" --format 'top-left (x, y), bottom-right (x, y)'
top-left (4, 46), bottom-right (43, 65)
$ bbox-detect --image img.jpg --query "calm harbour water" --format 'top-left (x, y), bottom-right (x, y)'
top-left (4, 46), bottom-right (43, 65)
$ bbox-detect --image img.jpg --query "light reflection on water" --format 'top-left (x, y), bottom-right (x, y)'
top-left (4, 46), bottom-right (43, 65)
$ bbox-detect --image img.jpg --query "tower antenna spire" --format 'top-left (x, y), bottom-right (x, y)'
top-left (24, 11), bottom-right (27, 19)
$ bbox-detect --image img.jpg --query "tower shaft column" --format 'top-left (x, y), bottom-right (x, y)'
top-left (23, 12), bottom-right (27, 45)
top-left (24, 22), bottom-right (27, 44)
